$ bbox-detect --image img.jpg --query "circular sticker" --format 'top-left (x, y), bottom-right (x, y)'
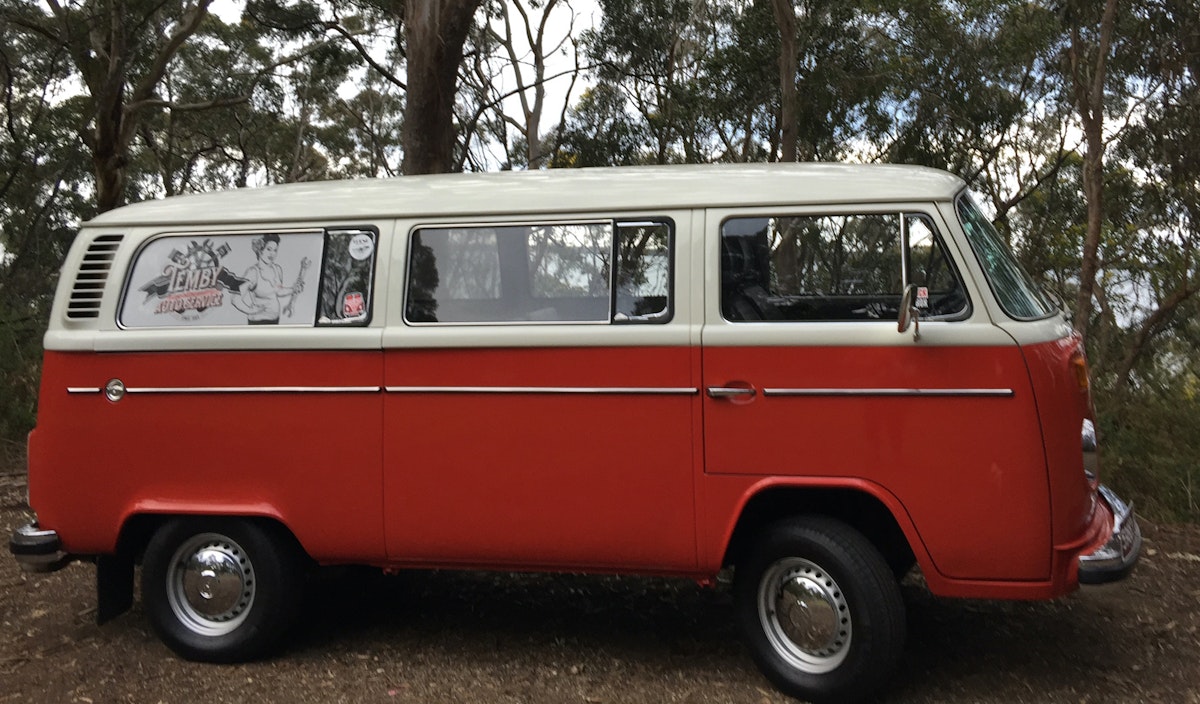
top-left (348, 233), bottom-right (374, 261)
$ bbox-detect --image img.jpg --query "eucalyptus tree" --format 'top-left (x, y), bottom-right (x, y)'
top-left (764, 0), bottom-right (892, 162)
top-left (582, 0), bottom-right (899, 165)
top-left (460, 0), bottom-right (581, 170)
top-left (402, 0), bottom-right (484, 173)
top-left (132, 12), bottom-right (285, 193)
top-left (1061, 0), bottom-right (1119, 348)
top-left (1024, 0), bottom-right (1200, 386)
top-left (248, 0), bottom-right (483, 175)
top-left (331, 71), bottom-right (405, 177)
top-left (878, 0), bottom-right (1070, 228)
top-left (0, 0), bottom-right (252, 212)
top-left (1102, 0), bottom-right (1200, 388)
top-left (583, 0), bottom-right (718, 163)
top-left (550, 83), bottom-right (654, 166)
top-left (0, 9), bottom-right (90, 443)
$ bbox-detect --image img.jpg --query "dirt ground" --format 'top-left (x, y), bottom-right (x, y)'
top-left (2, 471), bottom-right (1199, 704)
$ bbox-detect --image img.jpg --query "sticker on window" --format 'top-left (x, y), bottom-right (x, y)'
top-left (317, 229), bottom-right (376, 326)
top-left (121, 232), bottom-right (323, 327)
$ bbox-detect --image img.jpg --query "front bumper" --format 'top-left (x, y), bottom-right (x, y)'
top-left (1078, 485), bottom-right (1141, 585)
top-left (9, 523), bottom-right (73, 573)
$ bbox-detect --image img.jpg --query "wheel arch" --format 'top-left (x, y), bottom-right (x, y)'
top-left (97, 510), bottom-right (310, 626)
top-left (720, 481), bottom-right (930, 578)
top-left (116, 508), bottom-right (307, 563)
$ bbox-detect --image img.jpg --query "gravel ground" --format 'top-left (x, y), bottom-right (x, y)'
top-left (2, 472), bottom-right (1199, 704)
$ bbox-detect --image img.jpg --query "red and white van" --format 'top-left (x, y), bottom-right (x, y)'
top-left (10, 164), bottom-right (1140, 703)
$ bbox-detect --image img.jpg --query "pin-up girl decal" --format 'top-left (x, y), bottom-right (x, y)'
top-left (232, 234), bottom-right (310, 324)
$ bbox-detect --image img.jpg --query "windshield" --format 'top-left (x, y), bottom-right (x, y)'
top-left (956, 194), bottom-right (1056, 320)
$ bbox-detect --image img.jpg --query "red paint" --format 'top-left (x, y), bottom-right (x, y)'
top-left (1018, 334), bottom-right (1097, 546)
top-left (701, 344), bottom-right (1051, 581)
top-left (30, 350), bottom-right (385, 562)
top-left (381, 347), bottom-right (701, 571)
top-left (27, 334), bottom-right (1108, 600)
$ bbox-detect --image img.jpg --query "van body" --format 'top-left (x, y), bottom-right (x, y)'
top-left (11, 164), bottom-right (1140, 703)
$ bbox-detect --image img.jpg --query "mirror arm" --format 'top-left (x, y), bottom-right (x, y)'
top-left (898, 284), bottom-right (922, 342)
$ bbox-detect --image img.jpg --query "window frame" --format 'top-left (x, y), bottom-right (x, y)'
top-left (955, 193), bottom-right (1057, 322)
top-left (116, 225), bottom-right (380, 330)
top-left (718, 209), bottom-right (971, 324)
top-left (315, 226), bottom-right (380, 328)
top-left (402, 218), bottom-right (675, 327)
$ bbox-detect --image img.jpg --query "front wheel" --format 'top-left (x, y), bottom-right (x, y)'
top-left (141, 518), bottom-right (305, 662)
top-left (735, 516), bottom-right (906, 704)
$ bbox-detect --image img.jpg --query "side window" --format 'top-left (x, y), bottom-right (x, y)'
top-left (405, 220), bottom-right (672, 324)
top-left (615, 221), bottom-right (671, 321)
top-left (120, 227), bottom-right (378, 328)
top-left (721, 212), bottom-right (966, 322)
top-left (904, 215), bottom-right (966, 318)
top-left (317, 229), bottom-right (378, 326)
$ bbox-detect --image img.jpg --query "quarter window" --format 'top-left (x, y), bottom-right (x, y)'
top-left (405, 220), bottom-right (673, 324)
top-left (721, 212), bottom-right (967, 322)
top-left (956, 194), bottom-right (1055, 320)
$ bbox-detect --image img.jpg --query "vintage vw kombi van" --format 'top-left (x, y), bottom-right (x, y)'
top-left (10, 164), bottom-right (1140, 703)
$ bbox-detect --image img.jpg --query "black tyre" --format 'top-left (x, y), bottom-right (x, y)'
top-left (141, 517), bottom-right (305, 662)
top-left (735, 516), bottom-right (906, 704)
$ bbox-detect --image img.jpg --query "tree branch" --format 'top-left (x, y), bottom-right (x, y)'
top-left (322, 21), bottom-right (406, 90)
top-left (123, 0), bottom-right (215, 143)
top-left (125, 94), bottom-right (250, 113)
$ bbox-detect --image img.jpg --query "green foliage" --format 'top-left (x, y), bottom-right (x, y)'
top-left (0, 6), bottom-right (92, 449)
top-left (1098, 377), bottom-right (1200, 523)
top-left (551, 84), bottom-right (653, 167)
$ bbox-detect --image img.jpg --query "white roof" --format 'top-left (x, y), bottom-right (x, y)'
top-left (87, 163), bottom-right (967, 227)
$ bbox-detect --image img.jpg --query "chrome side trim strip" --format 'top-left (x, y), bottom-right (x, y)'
top-left (762, 387), bottom-right (1014, 398)
top-left (70, 386), bottom-right (381, 394)
top-left (67, 387), bottom-right (102, 394)
top-left (130, 386), bottom-right (382, 394)
top-left (385, 386), bottom-right (699, 395)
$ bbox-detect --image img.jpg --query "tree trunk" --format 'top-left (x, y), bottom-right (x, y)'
top-left (92, 92), bottom-right (128, 214)
top-left (1114, 279), bottom-right (1197, 386)
top-left (1067, 0), bottom-right (1118, 347)
top-left (771, 0), bottom-right (798, 163)
top-left (44, 0), bottom-right (214, 213)
top-left (401, 0), bottom-right (482, 175)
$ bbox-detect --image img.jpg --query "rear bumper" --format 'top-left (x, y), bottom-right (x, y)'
top-left (9, 523), bottom-right (73, 573)
top-left (1078, 485), bottom-right (1141, 585)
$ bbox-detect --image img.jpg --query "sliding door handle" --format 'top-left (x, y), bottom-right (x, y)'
top-left (707, 386), bottom-right (757, 399)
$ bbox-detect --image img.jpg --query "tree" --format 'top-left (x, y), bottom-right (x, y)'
top-left (401, 0), bottom-right (484, 174)
top-left (551, 83), bottom-right (652, 166)
top-left (250, 0), bottom-right (484, 175)
top-left (461, 0), bottom-right (581, 170)
top-left (1104, 0), bottom-right (1200, 387)
top-left (0, 9), bottom-right (90, 447)
top-left (1063, 0), bottom-right (1118, 348)
top-left (584, 0), bottom-right (715, 163)
top-left (1, 0), bottom-right (252, 213)
top-left (770, 0), bottom-right (797, 162)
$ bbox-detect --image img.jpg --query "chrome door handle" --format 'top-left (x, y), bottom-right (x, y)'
top-left (707, 386), bottom-right (756, 399)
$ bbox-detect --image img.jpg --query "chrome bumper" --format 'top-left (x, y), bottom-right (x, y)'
top-left (1078, 485), bottom-right (1141, 585)
top-left (9, 523), bottom-right (73, 573)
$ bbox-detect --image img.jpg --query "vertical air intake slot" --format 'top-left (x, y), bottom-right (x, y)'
top-left (66, 234), bottom-right (124, 319)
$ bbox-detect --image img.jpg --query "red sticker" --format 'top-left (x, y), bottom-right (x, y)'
top-left (916, 286), bottom-right (929, 309)
top-left (343, 292), bottom-right (365, 318)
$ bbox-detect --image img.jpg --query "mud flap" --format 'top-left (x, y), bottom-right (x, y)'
top-left (97, 554), bottom-right (134, 624)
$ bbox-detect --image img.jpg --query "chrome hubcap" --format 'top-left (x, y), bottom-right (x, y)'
top-left (167, 534), bottom-right (255, 636)
top-left (758, 558), bottom-right (851, 673)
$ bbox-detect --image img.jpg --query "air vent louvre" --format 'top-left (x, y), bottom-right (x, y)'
top-left (66, 235), bottom-right (123, 319)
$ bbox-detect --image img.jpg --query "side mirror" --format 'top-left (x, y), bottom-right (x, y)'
top-left (898, 284), bottom-right (921, 341)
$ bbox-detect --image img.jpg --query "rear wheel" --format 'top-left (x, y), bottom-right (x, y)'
top-left (735, 516), bottom-right (906, 704)
top-left (142, 518), bottom-right (304, 662)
